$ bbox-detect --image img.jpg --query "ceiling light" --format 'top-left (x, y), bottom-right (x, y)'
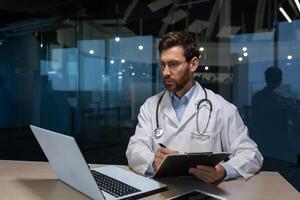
top-left (294, 0), bottom-right (300, 13)
top-left (204, 66), bottom-right (209, 71)
top-left (89, 49), bottom-right (94, 55)
top-left (138, 45), bottom-right (144, 50)
top-left (131, 72), bottom-right (135, 76)
top-left (279, 7), bottom-right (292, 23)
top-left (287, 55), bottom-right (293, 60)
top-left (243, 52), bottom-right (248, 57)
top-left (121, 59), bottom-right (125, 63)
top-left (238, 57), bottom-right (243, 62)
top-left (110, 60), bottom-right (115, 64)
top-left (115, 37), bottom-right (120, 42)
top-left (242, 47), bottom-right (247, 52)
top-left (199, 47), bottom-right (205, 52)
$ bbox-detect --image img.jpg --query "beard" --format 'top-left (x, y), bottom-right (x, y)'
top-left (163, 76), bottom-right (189, 93)
top-left (163, 79), bottom-right (176, 91)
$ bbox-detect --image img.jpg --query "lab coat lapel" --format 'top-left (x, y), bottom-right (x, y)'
top-left (161, 91), bottom-right (178, 127)
top-left (178, 83), bottom-right (205, 128)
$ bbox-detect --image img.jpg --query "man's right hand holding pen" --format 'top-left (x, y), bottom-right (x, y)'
top-left (152, 143), bottom-right (179, 171)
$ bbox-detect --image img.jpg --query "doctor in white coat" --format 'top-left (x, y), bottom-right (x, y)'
top-left (126, 31), bottom-right (263, 183)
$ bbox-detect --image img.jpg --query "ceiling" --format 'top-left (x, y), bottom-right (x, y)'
top-left (0, 0), bottom-right (299, 42)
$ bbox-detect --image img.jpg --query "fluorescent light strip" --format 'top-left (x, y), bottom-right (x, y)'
top-left (279, 7), bottom-right (292, 23)
top-left (294, 0), bottom-right (300, 13)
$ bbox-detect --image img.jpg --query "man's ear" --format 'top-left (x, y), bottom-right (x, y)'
top-left (190, 57), bottom-right (199, 72)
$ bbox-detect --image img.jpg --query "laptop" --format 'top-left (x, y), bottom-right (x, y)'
top-left (30, 125), bottom-right (167, 200)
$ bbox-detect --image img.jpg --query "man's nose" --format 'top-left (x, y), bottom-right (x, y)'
top-left (162, 66), bottom-right (171, 77)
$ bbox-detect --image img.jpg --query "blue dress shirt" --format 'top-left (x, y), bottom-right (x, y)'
top-left (170, 85), bottom-right (196, 122)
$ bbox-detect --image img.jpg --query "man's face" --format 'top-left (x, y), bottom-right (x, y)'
top-left (160, 46), bottom-right (196, 93)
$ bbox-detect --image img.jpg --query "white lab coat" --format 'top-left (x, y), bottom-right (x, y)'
top-left (126, 82), bottom-right (263, 179)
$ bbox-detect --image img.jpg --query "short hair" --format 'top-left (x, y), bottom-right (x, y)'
top-left (158, 31), bottom-right (200, 61)
top-left (264, 67), bottom-right (282, 86)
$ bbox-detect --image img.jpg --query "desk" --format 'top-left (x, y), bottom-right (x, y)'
top-left (0, 160), bottom-right (299, 200)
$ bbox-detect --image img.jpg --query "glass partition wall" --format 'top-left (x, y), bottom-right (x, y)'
top-left (0, 0), bottom-right (299, 168)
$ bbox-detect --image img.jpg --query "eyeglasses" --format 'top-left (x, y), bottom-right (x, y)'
top-left (160, 60), bottom-right (187, 71)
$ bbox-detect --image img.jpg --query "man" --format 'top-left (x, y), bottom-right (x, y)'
top-left (126, 31), bottom-right (263, 183)
top-left (252, 67), bottom-right (300, 131)
top-left (252, 67), bottom-right (300, 161)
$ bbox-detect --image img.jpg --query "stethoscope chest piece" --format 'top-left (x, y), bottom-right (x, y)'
top-left (154, 128), bottom-right (163, 139)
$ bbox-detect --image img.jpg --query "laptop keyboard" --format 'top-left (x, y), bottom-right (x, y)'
top-left (91, 170), bottom-right (141, 198)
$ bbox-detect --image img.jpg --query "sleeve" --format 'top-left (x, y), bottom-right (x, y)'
top-left (222, 106), bottom-right (264, 180)
top-left (126, 99), bottom-right (155, 175)
top-left (220, 162), bottom-right (242, 180)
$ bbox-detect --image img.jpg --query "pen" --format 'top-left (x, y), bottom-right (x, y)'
top-left (159, 143), bottom-right (167, 148)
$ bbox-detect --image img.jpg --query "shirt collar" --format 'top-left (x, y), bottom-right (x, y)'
top-left (170, 83), bottom-right (196, 103)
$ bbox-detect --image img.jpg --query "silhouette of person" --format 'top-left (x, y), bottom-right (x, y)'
top-left (251, 67), bottom-right (300, 162)
top-left (252, 67), bottom-right (300, 119)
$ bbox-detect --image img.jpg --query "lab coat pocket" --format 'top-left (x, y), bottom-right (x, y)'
top-left (191, 131), bottom-right (221, 152)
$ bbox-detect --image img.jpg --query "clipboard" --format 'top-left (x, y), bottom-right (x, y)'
top-left (152, 152), bottom-right (230, 178)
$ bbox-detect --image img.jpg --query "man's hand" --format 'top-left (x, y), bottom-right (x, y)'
top-left (188, 163), bottom-right (226, 183)
top-left (153, 147), bottom-right (179, 171)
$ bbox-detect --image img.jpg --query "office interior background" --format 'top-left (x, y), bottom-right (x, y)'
top-left (0, 0), bottom-right (300, 191)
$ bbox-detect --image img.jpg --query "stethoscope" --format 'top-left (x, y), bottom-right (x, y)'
top-left (154, 84), bottom-right (213, 139)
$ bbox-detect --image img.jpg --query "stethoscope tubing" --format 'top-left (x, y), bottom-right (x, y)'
top-left (154, 84), bottom-right (212, 139)
top-left (155, 90), bottom-right (167, 131)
